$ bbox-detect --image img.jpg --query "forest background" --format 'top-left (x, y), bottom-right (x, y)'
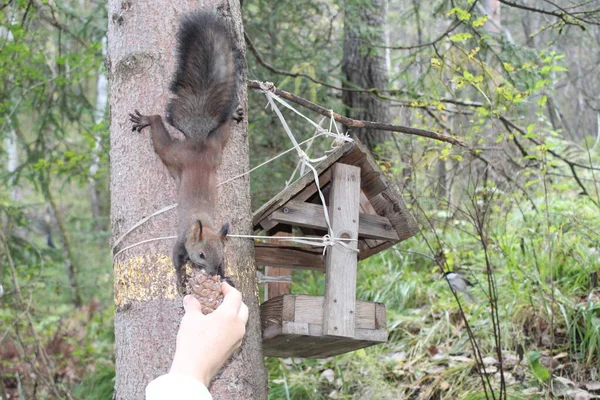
top-left (1, 0), bottom-right (600, 398)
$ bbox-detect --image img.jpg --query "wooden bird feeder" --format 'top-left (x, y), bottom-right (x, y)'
top-left (253, 139), bottom-right (418, 358)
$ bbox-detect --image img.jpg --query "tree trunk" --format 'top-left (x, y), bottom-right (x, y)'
top-left (342, 0), bottom-right (391, 151)
top-left (108, 1), bottom-right (267, 399)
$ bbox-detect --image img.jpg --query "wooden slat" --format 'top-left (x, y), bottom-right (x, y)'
top-left (293, 296), bottom-right (376, 329)
top-left (260, 295), bottom-right (283, 331)
top-left (253, 142), bottom-right (353, 229)
top-left (375, 302), bottom-right (387, 330)
top-left (264, 231), bottom-right (293, 300)
top-left (268, 200), bottom-right (399, 242)
top-left (360, 191), bottom-right (386, 248)
top-left (265, 267), bottom-right (291, 300)
top-left (294, 168), bottom-right (332, 203)
top-left (369, 192), bottom-right (418, 241)
top-left (323, 163), bottom-right (360, 338)
top-left (262, 330), bottom-right (386, 358)
top-left (280, 322), bottom-right (387, 343)
top-left (358, 240), bottom-right (394, 260)
top-left (255, 243), bottom-right (324, 270)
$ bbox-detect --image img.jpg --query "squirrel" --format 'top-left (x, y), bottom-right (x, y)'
top-left (129, 11), bottom-right (242, 290)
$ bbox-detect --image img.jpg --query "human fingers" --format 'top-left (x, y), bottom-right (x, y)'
top-left (219, 282), bottom-right (242, 314)
top-left (238, 302), bottom-right (249, 325)
top-left (221, 281), bottom-right (234, 295)
top-left (182, 295), bottom-right (203, 314)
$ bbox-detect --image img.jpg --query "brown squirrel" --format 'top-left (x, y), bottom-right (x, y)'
top-left (129, 11), bottom-right (242, 289)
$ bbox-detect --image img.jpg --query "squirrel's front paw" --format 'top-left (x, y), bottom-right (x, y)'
top-left (129, 110), bottom-right (151, 132)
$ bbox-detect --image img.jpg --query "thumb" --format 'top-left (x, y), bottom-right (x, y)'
top-left (183, 295), bottom-right (203, 314)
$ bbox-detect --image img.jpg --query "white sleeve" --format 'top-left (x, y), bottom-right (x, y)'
top-left (146, 373), bottom-right (212, 400)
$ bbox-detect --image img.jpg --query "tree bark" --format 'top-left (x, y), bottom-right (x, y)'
top-left (108, 1), bottom-right (267, 399)
top-left (342, 0), bottom-right (391, 151)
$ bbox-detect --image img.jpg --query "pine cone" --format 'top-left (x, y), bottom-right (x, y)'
top-left (189, 270), bottom-right (224, 314)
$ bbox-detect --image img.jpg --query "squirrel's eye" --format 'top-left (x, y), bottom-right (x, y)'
top-left (199, 252), bottom-right (206, 259)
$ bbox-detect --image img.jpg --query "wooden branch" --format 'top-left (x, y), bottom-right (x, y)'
top-left (247, 80), bottom-right (467, 147)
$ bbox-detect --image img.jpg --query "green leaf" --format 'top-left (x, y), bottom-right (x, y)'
top-left (503, 62), bottom-right (515, 72)
top-left (537, 95), bottom-right (548, 107)
top-left (472, 15), bottom-right (489, 28)
top-left (430, 58), bottom-right (442, 68)
top-left (449, 33), bottom-right (472, 42)
top-left (528, 351), bottom-right (551, 382)
top-left (448, 8), bottom-right (471, 21)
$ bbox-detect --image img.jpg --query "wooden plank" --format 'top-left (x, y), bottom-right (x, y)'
top-left (369, 192), bottom-right (418, 241)
top-left (282, 295), bottom-right (296, 324)
top-left (360, 191), bottom-right (386, 248)
top-left (255, 243), bottom-right (325, 270)
top-left (264, 231), bottom-right (293, 300)
top-left (292, 295), bottom-right (377, 329)
top-left (265, 267), bottom-right (291, 300)
top-left (358, 240), bottom-right (394, 261)
top-left (262, 330), bottom-right (385, 358)
top-left (260, 295), bottom-right (283, 331)
top-left (253, 142), bottom-right (354, 229)
top-left (293, 168), bottom-right (332, 203)
top-left (375, 302), bottom-right (386, 330)
top-left (323, 163), bottom-right (360, 338)
top-left (259, 218), bottom-right (279, 232)
top-left (268, 200), bottom-right (399, 241)
top-left (280, 323), bottom-right (387, 343)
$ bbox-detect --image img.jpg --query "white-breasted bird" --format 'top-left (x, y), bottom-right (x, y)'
top-left (443, 271), bottom-right (477, 303)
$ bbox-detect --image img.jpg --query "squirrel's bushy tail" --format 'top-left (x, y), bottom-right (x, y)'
top-left (167, 12), bottom-right (239, 141)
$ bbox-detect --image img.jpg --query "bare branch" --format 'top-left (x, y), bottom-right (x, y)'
top-left (498, 0), bottom-right (600, 27)
top-left (247, 80), bottom-right (467, 147)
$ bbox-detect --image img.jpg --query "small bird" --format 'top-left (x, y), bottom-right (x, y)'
top-left (443, 271), bottom-right (477, 303)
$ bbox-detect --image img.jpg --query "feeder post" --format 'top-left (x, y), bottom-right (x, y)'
top-left (323, 163), bottom-right (361, 338)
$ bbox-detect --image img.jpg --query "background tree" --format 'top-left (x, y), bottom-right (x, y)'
top-left (342, 0), bottom-right (392, 151)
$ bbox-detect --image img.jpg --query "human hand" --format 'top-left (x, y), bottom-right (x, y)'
top-left (169, 282), bottom-right (249, 387)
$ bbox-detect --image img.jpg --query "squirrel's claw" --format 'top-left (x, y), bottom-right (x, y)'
top-left (129, 110), bottom-right (150, 132)
top-left (233, 105), bottom-right (244, 123)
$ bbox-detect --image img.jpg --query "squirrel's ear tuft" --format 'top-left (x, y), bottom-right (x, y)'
top-left (190, 220), bottom-right (203, 242)
top-left (219, 222), bottom-right (229, 239)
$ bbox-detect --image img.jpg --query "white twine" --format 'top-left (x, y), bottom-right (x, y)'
top-left (256, 271), bottom-right (292, 284)
top-left (111, 203), bottom-right (178, 254)
top-left (261, 86), bottom-right (336, 241)
top-left (227, 233), bottom-right (358, 255)
top-left (113, 235), bottom-right (177, 262)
